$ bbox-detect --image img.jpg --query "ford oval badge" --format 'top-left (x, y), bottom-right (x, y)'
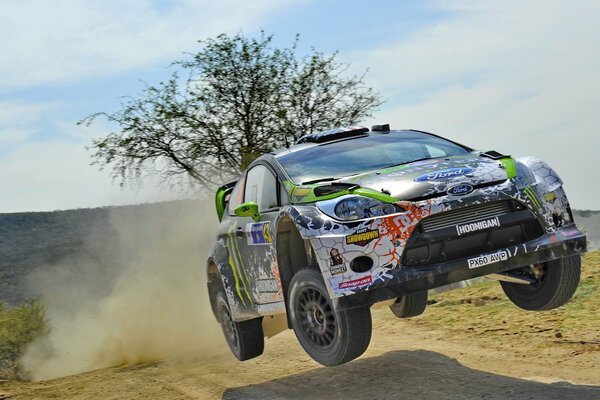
top-left (447, 183), bottom-right (474, 196)
top-left (414, 167), bottom-right (474, 182)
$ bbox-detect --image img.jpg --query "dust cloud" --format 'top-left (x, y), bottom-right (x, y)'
top-left (19, 200), bottom-right (227, 381)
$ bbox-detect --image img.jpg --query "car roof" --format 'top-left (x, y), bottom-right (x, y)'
top-left (270, 128), bottom-right (453, 159)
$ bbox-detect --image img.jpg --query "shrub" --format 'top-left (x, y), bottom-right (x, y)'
top-left (0, 300), bottom-right (47, 379)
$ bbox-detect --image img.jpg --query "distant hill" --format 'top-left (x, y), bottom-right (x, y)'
top-left (0, 200), bottom-right (205, 305)
top-left (0, 202), bottom-right (598, 305)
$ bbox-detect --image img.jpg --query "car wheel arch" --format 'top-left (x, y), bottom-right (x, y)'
top-left (206, 258), bottom-right (224, 319)
top-left (275, 214), bottom-right (320, 327)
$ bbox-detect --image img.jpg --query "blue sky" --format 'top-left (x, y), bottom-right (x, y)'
top-left (1, 0), bottom-right (599, 212)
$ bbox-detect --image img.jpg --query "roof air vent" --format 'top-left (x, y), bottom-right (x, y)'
top-left (371, 124), bottom-right (390, 132)
top-left (295, 126), bottom-right (369, 144)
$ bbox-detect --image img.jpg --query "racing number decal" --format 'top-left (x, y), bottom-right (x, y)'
top-left (246, 222), bottom-right (272, 245)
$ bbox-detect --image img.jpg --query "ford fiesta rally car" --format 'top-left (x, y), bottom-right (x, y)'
top-left (206, 125), bottom-right (586, 366)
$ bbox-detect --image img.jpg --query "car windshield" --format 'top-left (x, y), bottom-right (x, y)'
top-left (276, 131), bottom-right (471, 184)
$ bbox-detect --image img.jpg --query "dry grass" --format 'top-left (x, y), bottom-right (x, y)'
top-left (369, 250), bottom-right (600, 367)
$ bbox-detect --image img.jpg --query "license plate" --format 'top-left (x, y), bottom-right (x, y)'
top-left (467, 250), bottom-right (509, 269)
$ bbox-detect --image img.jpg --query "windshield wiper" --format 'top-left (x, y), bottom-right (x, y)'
top-left (301, 177), bottom-right (342, 185)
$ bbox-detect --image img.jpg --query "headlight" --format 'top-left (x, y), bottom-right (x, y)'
top-left (514, 161), bottom-right (536, 188)
top-left (317, 195), bottom-right (403, 221)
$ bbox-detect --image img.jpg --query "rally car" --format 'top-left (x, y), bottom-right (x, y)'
top-left (206, 125), bottom-right (586, 366)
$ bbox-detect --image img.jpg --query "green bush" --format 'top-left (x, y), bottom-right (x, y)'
top-left (0, 300), bottom-right (47, 379)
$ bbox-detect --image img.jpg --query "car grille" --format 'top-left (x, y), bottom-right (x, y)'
top-left (403, 200), bottom-right (544, 267)
top-left (421, 201), bottom-right (512, 232)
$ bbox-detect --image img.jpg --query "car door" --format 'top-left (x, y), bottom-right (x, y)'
top-left (236, 164), bottom-right (284, 304)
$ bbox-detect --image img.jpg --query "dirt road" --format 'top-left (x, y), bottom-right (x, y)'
top-left (3, 309), bottom-right (599, 400)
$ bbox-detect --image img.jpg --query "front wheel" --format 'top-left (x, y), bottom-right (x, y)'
top-left (288, 269), bottom-right (372, 366)
top-left (500, 255), bottom-right (581, 311)
top-left (216, 291), bottom-right (264, 361)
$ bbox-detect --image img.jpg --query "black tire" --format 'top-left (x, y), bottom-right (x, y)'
top-left (500, 255), bottom-right (581, 311)
top-left (389, 290), bottom-right (428, 318)
top-left (288, 269), bottom-right (372, 366)
top-left (216, 291), bottom-right (264, 361)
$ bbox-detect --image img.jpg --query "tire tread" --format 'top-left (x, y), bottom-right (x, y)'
top-left (500, 255), bottom-right (581, 311)
top-left (217, 291), bottom-right (264, 361)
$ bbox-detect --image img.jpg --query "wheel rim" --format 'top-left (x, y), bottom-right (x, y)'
top-left (294, 286), bottom-right (336, 348)
top-left (220, 303), bottom-right (239, 350)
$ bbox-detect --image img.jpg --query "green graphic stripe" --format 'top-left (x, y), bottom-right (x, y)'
top-left (282, 179), bottom-right (296, 195)
top-left (500, 157), bottom-right (518, 179)
top-left (352, 188), bottom-right (398, 203)
top-left (524, 187), bottom-right (533, 205)
top-left (290, 185), bottom-right (398, 204)
top-left (226, 233), bottom-right (246, 307)
top-left (524, 187), bottom-right (542, 208)
top-left (230, 229), bottom-right (254, 304)
top-left (531, 188), bottom-right (542, 208)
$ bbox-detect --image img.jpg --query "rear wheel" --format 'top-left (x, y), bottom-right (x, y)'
top-left (288, 269), bottom-right (372, 366)
top-left (216, 291), bottom-right (264, 361)
top-left (389, 290), bottom-right (428, 318)
top-left (500, 255), bottom-right (581, 311)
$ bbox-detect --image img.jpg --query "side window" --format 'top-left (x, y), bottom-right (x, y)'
top-left (244, 165), bottom-right (278, 211)
top-left (228, 175), bottom-right (245, 214)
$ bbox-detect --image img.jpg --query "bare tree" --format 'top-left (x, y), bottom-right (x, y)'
top-left (81, 32), bottom-right (384, 190)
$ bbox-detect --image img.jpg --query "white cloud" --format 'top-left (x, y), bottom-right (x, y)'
top-left (355, 0), bottom-right (600, 209)
top-left (0, 0), bottom-right (302, 212)
top-left (1, 0), bottom-right (598, 212)
top-left (0, 138), bottom-right (182, 212)
top-left (0, 0), bottom-right (300, 89)
top-left (0, 101), bottom-right (59, 147)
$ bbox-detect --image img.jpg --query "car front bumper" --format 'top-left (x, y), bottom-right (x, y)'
top-left (333, 223), bottom-right (586, 311)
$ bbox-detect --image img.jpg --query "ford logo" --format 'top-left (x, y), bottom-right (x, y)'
top-left (414, 167), bottom-right (474, 182)
top-left (447, 184), bottom-right (474, 196)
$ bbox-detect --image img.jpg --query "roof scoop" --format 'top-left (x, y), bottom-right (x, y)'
top-left (371, 123), bottom-right (390, 132)
top-left (480, 150), bottom-right (509, 160)
top-left (295, 126), bottom-right (368, 144)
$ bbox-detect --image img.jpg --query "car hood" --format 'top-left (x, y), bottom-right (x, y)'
top-left (338, 153), bottom-right (510, 201)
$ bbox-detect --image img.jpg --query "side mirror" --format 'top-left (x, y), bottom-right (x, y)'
top-left (234, 202), bottom-right (261, 222)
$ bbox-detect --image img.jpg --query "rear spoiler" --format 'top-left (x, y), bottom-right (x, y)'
top-left (215, 181), bottom-right (236, 221)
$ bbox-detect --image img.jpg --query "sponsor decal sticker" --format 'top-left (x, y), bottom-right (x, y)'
top-left (447, 183), bottom-right (474, 196)
top-left (467, 250), bottom-right (509, 269)
top-left (523, 186), bottom-right (542, 209)
top-left (293, 187), bottom-right (312, 201)
top-left (456, 217), bottom-right (500, 236)
top-left (544, 192), bottom-right (557, 202)
top-left (345, 228), bottom-right (380, 246)
top-left (256, 278), bottom-right (279, 293)
top-left (329, 248), bottom-right (347, 275)
top-left (330, 264), bottom-right (347, 275)
top-left (247, 222), bottom-right (272, 245)
top-left (414, 167), bottom-right (474, 182)
top-left (338, 275), bottom-right (372, 290)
